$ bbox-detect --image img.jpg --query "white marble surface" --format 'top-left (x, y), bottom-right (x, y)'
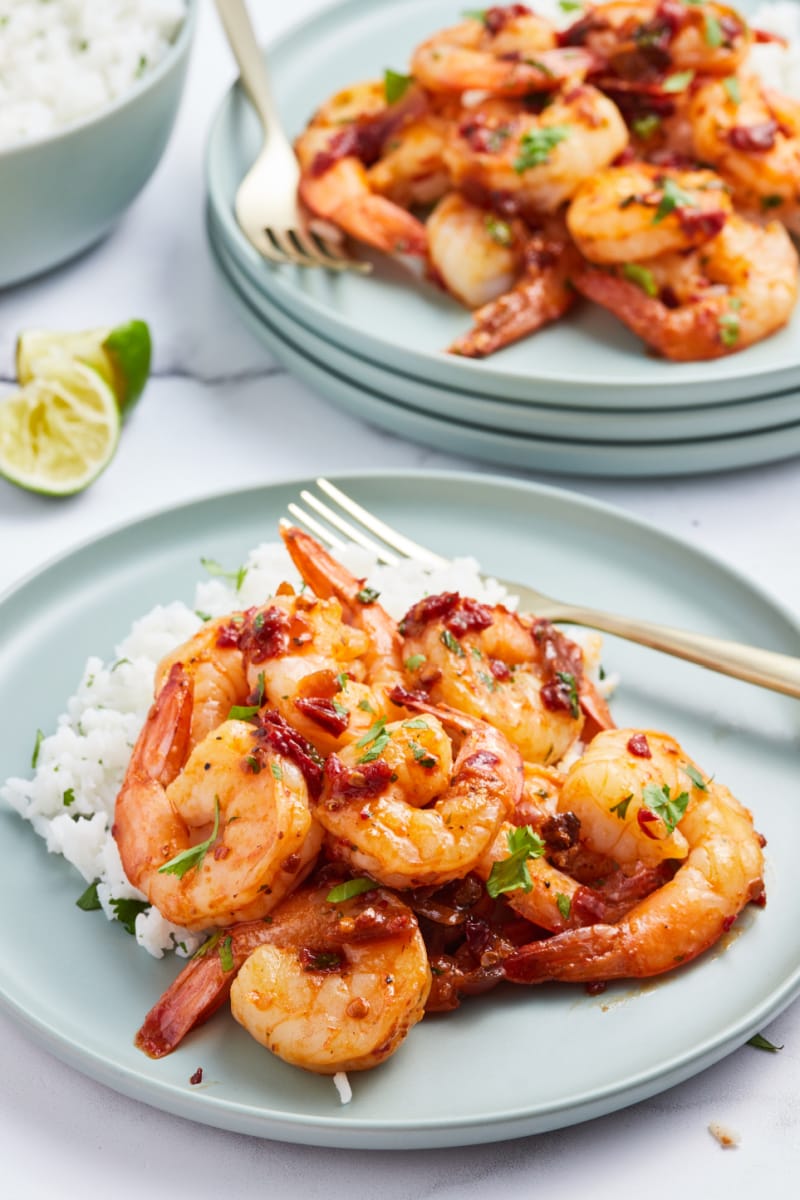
top-left (1, 1), bottom-right (800, 1195)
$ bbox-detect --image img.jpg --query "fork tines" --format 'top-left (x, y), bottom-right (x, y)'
top-left (285, 478), bottom-right (449, 568)
top-left (262, 226), bottom-right (372, 273)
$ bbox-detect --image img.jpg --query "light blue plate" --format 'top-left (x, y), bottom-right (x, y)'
top-left (209, 207), bottom-right (800, 445)
top-left (2, 472), bottom-right (798, 1149)
top-left (204, 0), bottom-right (799, 409)
top-left (209, 229), bottom-right (800, 478)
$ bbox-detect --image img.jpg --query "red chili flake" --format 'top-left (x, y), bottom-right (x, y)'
top-left (627, 733), bottom-right (652, 759)
top-left (489, 658), bottom-right (511, 681)
top-left (483, 4), bottom-right (531, 36)
top-left (239, 605), bottom-right (290, 663)
top-left (399, 591), bottom-right (460, 637)
top-left (213, 844), bottom-right (230, 861)
top-left (189, 1067), bottom-right (203, 1085)
top-left (753, 27), bottom-right (788, 45)
top-left (255, 711), bottom-right (324, 797)
top-left (637, 807), bottom-right (660, 839)
top-left (677, 209), bottom-right (727, 239)
top-left (294, 696), bottom-right (350, 737)
top-left (727, 120), bottom-right (779, 152)
top-left (215, 614), bottom-right (248, 649)
top-left (462, 750), bottom-right (501, 773)
top-left (722, 914), bottom-right (737, 933)
top-left (309, 90), bottom-right (426, 177)
top-left (558, 12), bottom-right (609, 47)
top-left (388, 683), bottom-right (431, 710)
top-left (325, 755), bottom-right (394, 804)
top-left (446, 597), bottom-right (494, 638)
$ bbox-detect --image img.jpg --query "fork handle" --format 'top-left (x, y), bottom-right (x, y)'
top-left (214, 0), bottom-right (290, 144)
top-left (516, 592), bottom-right (800, 699)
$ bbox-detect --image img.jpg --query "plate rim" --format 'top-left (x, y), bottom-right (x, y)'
top-left (2, 467), bottom-right (799, 1148)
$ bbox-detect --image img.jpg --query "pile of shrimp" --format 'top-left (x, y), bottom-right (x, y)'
top-left (118, 524), bottom-right (766, 1079)
top-left (294, 2), bottom-right (799, 361)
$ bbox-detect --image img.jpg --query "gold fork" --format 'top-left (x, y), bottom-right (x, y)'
top-left (214, 0), bottom-right (370, 273)
top-left (284, 477), bottom-right (800, 699)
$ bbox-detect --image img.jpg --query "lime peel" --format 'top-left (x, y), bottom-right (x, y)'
top-left (16, 319), bottom-right (152, 414)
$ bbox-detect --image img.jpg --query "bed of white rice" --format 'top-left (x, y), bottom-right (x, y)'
top-left (0, 0), bottom-right (187, 150)
top-left (0, 540), bottom-right (530, 958)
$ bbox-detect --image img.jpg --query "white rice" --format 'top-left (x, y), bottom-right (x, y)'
top-left (0, 0), bottom-right (187, 150)
top-left (0, 539), bottom-right (539, 958)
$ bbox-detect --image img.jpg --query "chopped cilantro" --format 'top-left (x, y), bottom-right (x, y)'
top-left (556, 892), bottom-right (571, 921)
top-left (642, 783), bottom-right (689, 834)
top-left (723, 75), bottom-right (741, 105)
top-left (219, 935), bottom-right (234, 972)
top-left (356, 586), bottom-right (380, 604)
top-left (704, 13), bottom-right (723, 47)
top-left (610, 794), bottom-right (633, 820)
top-left (440, 628), bottom-right (464, 656)
top-left (559, 0), bottom-right (583, 9)
top-left (486, 825), bottom-right (545, 897)
top-left (405, 653), bottom-right (426, 671)
top-left (662, 70), bottom-right (695, 93)
top-left (192, 930), bottom-right (223, 960)
top-left (761, 194), bottom-right (783, 211)
top-left (747, 1032), bottom-right (783, 1053)
top-left (718, 310), bottom-right (740, 347)
top-left (75, 881), bottom-right (101, 911)
top-left (556, 670), bottom-right (580, 719)
top-left (31, 728), bottom-right (45, 768)
top-left (336, 671), bottom-right (349, 689)
top-left (384, 68), bottom-right (413, 104)
top-left (326, 877), bottom-right (376, 903)
top-left (109, 897), bottom-right (149, 935)
top-left (227, 702), bottom-right (261, 721)
top-left (63, 787), bottom-right (76, 807)
top-left (200, 556), bottom-right (248, 591)
top-left (684, 763), bottom-right (708, 791)
top-left (410, 740), bottom-right (437, 768)
top-left (485, 214), bottom-right (513, 246)
top-left (158, 798), bottom-right (220, 878)
top-left (652, 176), bottom-right (697, 223)
top-left (356, 717), bottom-right (390, 763)
top-left (270, 760), bottom-right (283, 781)
top-left (513, 125), bottom-right (571, 173)
top-left (622, 262), bottom-right (658, 297)
top-left (632, 113), bottom-right (661, 140)
top-left (194, 610), bottom-right (212, 622)
top-left (357, 697), bottom-right (375, 714)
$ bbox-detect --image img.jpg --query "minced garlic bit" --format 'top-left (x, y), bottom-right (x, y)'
top-left (708, 1121), bottom-right (740, 1149)
top-left (333, 1071), bottom-right (352, 1105)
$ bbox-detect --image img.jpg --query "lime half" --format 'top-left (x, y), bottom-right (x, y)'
top-left (16, 319), bottom-right (152, 414)
top-left (0, 362), bottom-right (120, 496)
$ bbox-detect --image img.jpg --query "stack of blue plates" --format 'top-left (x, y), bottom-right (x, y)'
top-left (205, 0), bottom-right (800, 478)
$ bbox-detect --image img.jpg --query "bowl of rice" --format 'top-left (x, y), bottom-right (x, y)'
top-left (0, 0), bottom-right (197, 289)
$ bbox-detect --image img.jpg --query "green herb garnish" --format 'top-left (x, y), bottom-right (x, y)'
top-left (384, 68), bottom-right (413, 104)
top-left (356, 717), bottom-right (390, 763)
top-left (653, 176), bottom-right (697, 223)
top-left (662, 70), bottom-right (695, 93)
top-left (31, 728), bottom-right (45, 768)
top-left (326, 877), bottom-right (376, 903)
top-left (200, 556), bottom-right (247, 591)
top-left (356, 586), bottom-right (380, 604)
top-left (632, 113), bottom-right (661, 140)
top-left (556, 892), bottom-right (572, 921)
top-left (219, 935), bottom-right (234, 972)
top-left (62, 787), bottom-right (76, 807)
top-left (684, 763), bottom-right (708, 791)
top-left (761, 194), bottom-right (784, 211)
top-left (747, 1032), bottom-right (783, 1052)
top-left (622, 262), bottom-right (658, 297)
top-left (704, 13), bottom-right (723, 47)
top-left (642, 783), bottom-right (689, 834)
top-left (610, 794), bottom-right (633, 820)
top-left (486, 825), bottom-right (545, 897)
top-left (440, 628), bottom-right (464, 656)
top-left (556, 670), bottom-right (580, 719)
top-left (75, 881), bottom-right (102, 911)
top-left (405, 653), bottom-right (426, 671)
top-left (513, 125), bottom-right (571, 173)
top-left (723, 75), bottom-right (741, 105)
top-left (158, 799), bottom-right (220, 878)
top-left (485, 215), bottom-right (513, 246)
top-left (718, 310), bottom-right (740, 347)
top-left (110, 897), bottom-right (149, 935)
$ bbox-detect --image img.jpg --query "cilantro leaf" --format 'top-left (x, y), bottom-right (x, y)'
top-left (440, 628), bottom-right (464, 656)
top-left (200, 556), bottom-right (247, 591)
top-left (384, 68), bottom-right (413, 104)
top-left (513, 125), bottom-right (571, 173)
top-left (556, 892), bottom-right (572, 921)
top-left (405, 653), bottom-right (426, 671)
top-left (158, 798), bottom-right (220, 878)
top-left (326, 877), bottom-right (376, 903)
top-left (662, 70), bottom-right (695, 93)
top-left (31, 728), bottom-right (45, 769)
top-left (652, 176), bottom-right (697, 223)
top-left (622, 262), bottom-right (658, 297)
top-left (219, 935), bottom-right (234, 972)
top-left (75, 881), bottom-right (102, 911)
top-left (642, 783), bottom-right (689, 834)
top-left (683, 763), bottom-right (708, 791)
top-left (109, 897), bottom-right (149, 935)
top-left (486, 825), bottom-right (545, 897)
top-left (747, 1032), bottom-right (783, 1053)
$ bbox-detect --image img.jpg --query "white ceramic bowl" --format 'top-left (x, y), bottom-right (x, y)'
top-left (0, 1), bottom-right (197, 289)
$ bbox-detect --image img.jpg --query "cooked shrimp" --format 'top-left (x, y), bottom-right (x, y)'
top-left (399, 593), bottom-right (588, 766)
top-left (574, 212), bottom-right (798, 359)
top-left (295, 80), bottom-right (428, 256)
top-left (448, 213), bottom-right (581, 356)
top-left (427, 191), bottom-right (523, 309)
top-left (315, 696), bottom-right (523, 889)
top-left (559, 727), bottom-right (695, 866)
top-left (411, 8), bottom-right (596, 96)
top-left (136, 873), bottom-right (424, 1059)
top-left (366, 110), bottom-right (453, 209)
top-left (231, 880), bottom-right (431, 1073)
top-left (444, 86), bottom-right (629, 217)
top-left (504, 768), bottom-right (765, 982)
top-left (561, 2), bottom-right (751, 78)
top-left (566, 163), bottom-right (733, 263)
top-left (688, 73), bottom-right (800, 235)
top-left (113, 664), bottom-right (322, 930)
top-left (154, 615), bottom-right (250, 748)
